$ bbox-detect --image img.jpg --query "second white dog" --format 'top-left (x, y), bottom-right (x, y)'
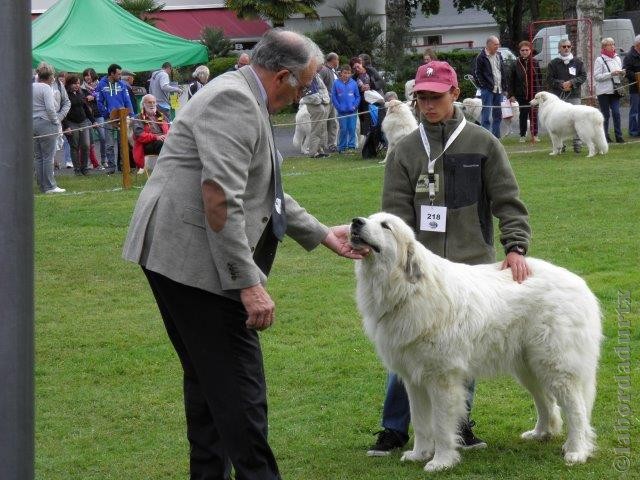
top-left (380, 99), bottom-right (418, 164)
top-left (530, 91), bottom-right (608, 157)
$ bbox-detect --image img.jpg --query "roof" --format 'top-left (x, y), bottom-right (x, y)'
top-left (152, 9), bottom-right (270, 41)
top-left (32, 0), bottom-right (208, 73)
top-left (411, 1), bottom-right (496, 29)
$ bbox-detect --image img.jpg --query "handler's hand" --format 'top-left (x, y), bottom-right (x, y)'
top-left (240, 284), bottom-right (275, 330)
top-left (322, 225), bottom-right (369, 259)
top-left (501, 252), bottom-right (531, 283)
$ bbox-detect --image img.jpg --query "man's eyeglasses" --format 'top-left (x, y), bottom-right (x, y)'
top-left (287, 70), bottom-right (312, 96)
top-left (561, 45), bottom-right (572, 49)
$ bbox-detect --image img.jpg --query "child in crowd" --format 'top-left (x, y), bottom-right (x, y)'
top-left (330, 65), bottom-right (360, 152)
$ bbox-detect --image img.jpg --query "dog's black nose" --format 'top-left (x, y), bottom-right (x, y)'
top-left (351, 217), bottom-right (365, 227)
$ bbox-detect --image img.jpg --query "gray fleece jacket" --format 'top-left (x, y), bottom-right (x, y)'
top-left (382, 106), bottom-right (530, 265)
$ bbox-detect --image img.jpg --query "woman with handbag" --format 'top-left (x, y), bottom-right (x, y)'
top-left (509, 40), bottom-right (542, 142)
top-left (594, 37), bottom-right (626, 143)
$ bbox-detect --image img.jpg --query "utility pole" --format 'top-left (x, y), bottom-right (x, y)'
top-left (0, 0), bottom-right (35, 479)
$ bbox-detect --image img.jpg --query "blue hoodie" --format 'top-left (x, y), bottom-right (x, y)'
top-left (331, 78), bottom-right (360, 114)
top-left (95, 75), bottom-right (133, 119)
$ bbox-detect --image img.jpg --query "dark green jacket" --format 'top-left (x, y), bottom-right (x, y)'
top-left (382, 106), bottom-right (530, 265)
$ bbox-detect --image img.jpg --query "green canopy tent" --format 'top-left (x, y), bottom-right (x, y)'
top-left (32, 0), bottom-right (208, 73)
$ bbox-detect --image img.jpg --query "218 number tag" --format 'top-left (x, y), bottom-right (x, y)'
top-left (419, 205), bottom-right (447, 232)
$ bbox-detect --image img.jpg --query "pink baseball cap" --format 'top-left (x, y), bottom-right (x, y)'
top-left (414, 61), bottom-right (458, 93)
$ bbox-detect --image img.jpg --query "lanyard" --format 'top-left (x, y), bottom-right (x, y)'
top-left (418, 117), bottom-right (467, 203)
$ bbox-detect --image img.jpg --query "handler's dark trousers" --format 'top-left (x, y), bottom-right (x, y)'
top-left (143, 268), bottom-right (281, 480)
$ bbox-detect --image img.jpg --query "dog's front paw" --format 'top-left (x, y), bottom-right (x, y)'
top-left (423, 450), bottom-right (460, 472)
top-left (521, 429), bottom-right (552, 441)
top-left (564, 450), bottom-right (590, 465)
top-left (401, 449), bottom-right (432, 462)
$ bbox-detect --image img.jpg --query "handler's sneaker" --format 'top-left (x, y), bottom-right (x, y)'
top-left (367, 429), bottom-right (409, 456)
top-left (459, 420), bottom-right (487, 450)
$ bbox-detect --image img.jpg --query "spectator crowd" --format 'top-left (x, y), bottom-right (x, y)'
top-left (32, 33), bottom-right (640, 194)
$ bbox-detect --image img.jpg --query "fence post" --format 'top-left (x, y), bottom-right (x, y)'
top-left (0, 0), bottom-right (35, 478)
top-left (119, 108), bottom-right (132, 189)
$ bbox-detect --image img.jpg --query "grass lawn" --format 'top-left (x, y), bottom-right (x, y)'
top-left (35, 138), bottom-right (639, 479)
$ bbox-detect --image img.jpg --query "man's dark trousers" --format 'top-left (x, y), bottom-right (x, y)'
top-left (143, 268), bottom-right (281, 480)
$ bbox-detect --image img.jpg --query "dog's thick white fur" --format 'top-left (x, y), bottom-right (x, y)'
top-left (351, 212), bottom-right (602, 472)
top-left (461, 97), bottom-right (521, 136)
top-left (461, 97), bottom-right (483, 123)
top-left (292, 104), bottom-right (311, 154)
top-left (381, 99), bottom-right (418, 163)
top-left (530, 91), bottom-right (608, 157)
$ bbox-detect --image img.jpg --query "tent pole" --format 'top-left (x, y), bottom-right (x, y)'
top-left (0, 0), bottom-right (35, 478)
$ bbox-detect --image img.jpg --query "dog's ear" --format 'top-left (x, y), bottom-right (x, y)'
top-left (403, 243), bottom-right (423, 284)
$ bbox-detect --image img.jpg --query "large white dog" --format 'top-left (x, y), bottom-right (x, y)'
top-left (350, 212), bottom-right (602, 473)
top-left (530, 91), bottom-right (608, 157)
top-left (461, 97), bottom-right (521, 136)
top-left (292, 104), bottom-right (311, 155)
top-left (380, 99), bottom-right (418, 164)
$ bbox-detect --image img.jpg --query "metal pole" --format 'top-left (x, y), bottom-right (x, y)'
top-left (0, 0), bottom-right (35, 479)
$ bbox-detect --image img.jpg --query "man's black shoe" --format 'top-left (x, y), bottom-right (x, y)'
top-left (366, 429), bottom-right (409, 456)
top-left (459, 420), bottom-right (487, 450)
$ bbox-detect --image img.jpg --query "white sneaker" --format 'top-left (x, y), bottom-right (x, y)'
top-left (519, 136), bottom-right (526, 143)
top-left (533, 136), bottom-right (540, 142)
top-left (44, 187), bottom-right (66, 194)
top-left (137, 168), bottom-right (145, 175)
top-left (65, 162), bottom-right (73, 168)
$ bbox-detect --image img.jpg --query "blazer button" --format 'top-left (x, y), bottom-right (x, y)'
top-left (261, 217), bottom-right (268, 223)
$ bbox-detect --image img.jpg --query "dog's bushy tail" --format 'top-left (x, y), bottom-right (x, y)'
top-left (594, 124), bottom-right (609, 155)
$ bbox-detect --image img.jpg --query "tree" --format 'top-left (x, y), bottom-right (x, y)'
top-left (309, 0), bottom-right (383, 59)
top-left (200, 26), bottom-right (234, 59)
top-left (117, 0), bottom-right (165, 26)
top-left (383, 1), bottom-right (441, 80)
top-left (224, 0), bottom-right (321, 27)
top-left (454, 0), bottom-right (527, 49)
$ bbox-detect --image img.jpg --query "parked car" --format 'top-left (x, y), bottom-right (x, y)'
top-left (532, 19), bottom-right (635, 67)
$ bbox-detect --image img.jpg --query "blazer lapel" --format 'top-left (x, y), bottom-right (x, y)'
top-left (238, 67), bottom-right (278, 173)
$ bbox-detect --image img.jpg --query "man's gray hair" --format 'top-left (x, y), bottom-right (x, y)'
top-left (251, 29), bottom-right (323, 77)
top-left (634, 34), bottom-right (640, 44)
top-left (326, 52), bottom-right (339, 62)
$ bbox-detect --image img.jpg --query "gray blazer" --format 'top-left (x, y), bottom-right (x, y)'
top-left (122, 67), bottom-right (329, 299)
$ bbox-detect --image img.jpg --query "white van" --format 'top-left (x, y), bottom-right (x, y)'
top-left (532, 19), bottom-right (635, 67)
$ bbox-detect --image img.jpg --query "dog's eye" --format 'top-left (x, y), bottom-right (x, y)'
top-left (381, 222), bottom-right (391, 230)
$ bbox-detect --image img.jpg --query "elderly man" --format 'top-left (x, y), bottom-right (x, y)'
top-left (473, 36), bottom-right (508, 138)
top-left (123, 30), bottom-right (364, 480)
top-left (623, 34), bottom-right (640, 137)
top-left (131, 94), bottom-right (169, 172)
top-left (227, 52), bottom-right (251, 72)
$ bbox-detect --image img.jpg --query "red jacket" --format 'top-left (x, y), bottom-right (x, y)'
top-left (132, 111), bottom-right (169, 168)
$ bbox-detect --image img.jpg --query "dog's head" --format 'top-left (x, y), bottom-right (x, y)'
top-left (530, 91), bottom-right (556, 107)
top-left (350, 212), bottom-right (423, 283)
top-left (384, 99), bottom-right (404, 115)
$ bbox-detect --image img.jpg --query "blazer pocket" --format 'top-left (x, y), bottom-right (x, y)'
top-left (181, 206), bottom-right (205, 229)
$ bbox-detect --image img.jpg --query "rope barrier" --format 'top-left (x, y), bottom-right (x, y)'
top-left (32, 116), bottom-right (167, 139)
top-left (32, 78), bottom-right (638, 137)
